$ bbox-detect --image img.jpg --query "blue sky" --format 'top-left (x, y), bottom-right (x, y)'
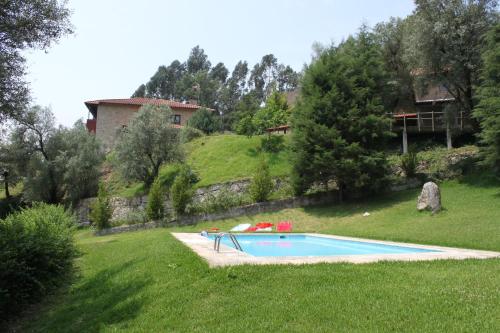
top-left (23, 0), bottom-right (415, 126)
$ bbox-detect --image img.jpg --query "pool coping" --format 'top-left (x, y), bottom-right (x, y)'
top-left (171, 232), bottom-right (500, 267)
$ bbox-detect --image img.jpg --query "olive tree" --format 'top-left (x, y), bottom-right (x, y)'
top-left (115, 104), bottom-right (183, 187)
top-left (13, 106), bottom-right (104, 204)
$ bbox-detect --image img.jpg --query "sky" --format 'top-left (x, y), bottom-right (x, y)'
top-left (23, 0), bottom-right (415, 126)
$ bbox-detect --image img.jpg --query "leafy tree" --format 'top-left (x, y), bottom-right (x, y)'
top-left (89, 182), bottom-right (113, 230)
top-left (219, 61), bottom-right (249, 128)
top-left (374, 17), bottom-right (414, 110)
top-left (187, 45), bottom-right (211, 74)
top-left (234, 92), bottom-right (260, 134)
top-left (404, 0), bottom-right (498, 114)
top-left (115, 104), bottom-right (183, 187)
top-left (187, 108), bottom-right (221, 134)
top-left (146, 177), bottom-right (164, 220)
top-left (131, 84), bottom-right (146, 98)
top-left (0, 0), bottom-right (72, 122)
top-left (210, 62), bottom-right (229, 83)
top-left (291, 28), bottom-right (393, 200)
top-left (277, 65), bottom-right (300, 92)
top-left (249, 159), bottom-right (273, 202)
top-left (13, 107), bottom-right (103, 204)
top-left (252, 90), bottom-right (290, 134)
top-left (235, 115), bottom-right (256, 137)
top-left (170, 166), bottom-right (194, 215)
top-left (0, 133), bottom-right (28, 199)
top-left (473, 23), bottom-right (500, 175)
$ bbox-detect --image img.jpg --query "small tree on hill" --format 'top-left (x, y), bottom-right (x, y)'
top-left (115, 104), bottom-right (183, 187)
top-left (89, 183), bottom-right (113, 230)
top-left (291, 27), bottom-right (393, 200)
top-left (474, 23), bottom-right (500, 175)
top-left (146, 177), bottom-right (164, 220)
top-left (187, 108), bottom-right (221, 134)
top-left (249, 159), bottom-right (273, 202)
top-left (170, 166), bottom-right (194, 215)
top-left (252, 90), bottom-right (290, 134)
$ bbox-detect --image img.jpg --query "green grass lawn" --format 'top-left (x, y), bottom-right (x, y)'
top-left (186, 134), bottom-right (291, 187)
top-left (14, 173), bottom-right (500, 332)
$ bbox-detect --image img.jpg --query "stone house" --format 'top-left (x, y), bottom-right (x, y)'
top-left (85, 97), bottom-right (209, 149)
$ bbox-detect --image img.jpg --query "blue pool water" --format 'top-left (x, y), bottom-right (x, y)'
top-left (207, 234), bottom-right (439, 257)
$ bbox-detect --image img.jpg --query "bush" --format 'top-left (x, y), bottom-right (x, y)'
top-left (260, 134), bottom-right (285, 153)
top-left (180, 126), bottom-right (204, 143)
top-left (89, 183), bottom-right (113, 230)
top-left (249, 160), bottom-right (274, 202)
top-left (112, 210), bottom-right (148, 227)
top-left (401, 151), bottom-right (419, 177)
top-left (190, 187), bottom-right (245, 214)
top-left (0, 204), bottom-right (77, 320)
top-left (187, 108), bottom-right (221, 134)
top-left (170, 167), bottom-right (194, 215)
top-left (146, 177), bottom-right (164, 220)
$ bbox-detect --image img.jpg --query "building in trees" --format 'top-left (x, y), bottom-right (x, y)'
top-left (84, 97), bottom-right (212, 149)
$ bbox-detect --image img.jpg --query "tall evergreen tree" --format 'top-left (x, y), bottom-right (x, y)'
top-left (473, 23), bottom-right (500, 175)
top-left (291, 28), bottom-right (393, 200)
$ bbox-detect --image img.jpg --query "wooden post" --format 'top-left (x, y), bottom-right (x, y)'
top-left (446, 121), bottom-right (452, 150)
top-left (417, 112), bottom-right (421, 132)
top-left (431, 111), bottom-right (435, 132)
top-left (403, 116), bottom-right (408, 154)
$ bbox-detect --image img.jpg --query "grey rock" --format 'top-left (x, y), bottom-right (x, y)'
top-left (417, 182), bottom-right (441, 213)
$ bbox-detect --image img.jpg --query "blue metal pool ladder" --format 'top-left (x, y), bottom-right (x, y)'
top-left (214, 233), bottom-right (243, 252)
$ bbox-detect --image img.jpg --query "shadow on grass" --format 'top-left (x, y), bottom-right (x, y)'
top-left (302, 188), bottom-right (419, 219)
top-left (24, 260), bottom-right (150, 332)
top-left (458, 170), bottom-right (500, 189)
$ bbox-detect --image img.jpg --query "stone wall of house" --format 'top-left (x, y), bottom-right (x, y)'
top-left (95, 104), bottom-right (201, 150)
top-left (96, 104), bottom-right (139, 149)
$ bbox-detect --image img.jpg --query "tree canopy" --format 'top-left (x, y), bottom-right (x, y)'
top-left (291, 28), bottom-right (393, 199)
top-left (115, 104), bottom-right (183, 187)
top-left (0, 0), bottom-right (72, 122)
top-left (473, 23), bottom-right (500, 175)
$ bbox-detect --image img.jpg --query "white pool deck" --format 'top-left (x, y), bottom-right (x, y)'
top-left (172, 232), bottom-right (500, 267)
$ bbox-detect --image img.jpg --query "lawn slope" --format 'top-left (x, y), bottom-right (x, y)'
top-left (186, 134), bottom-right (291, 187)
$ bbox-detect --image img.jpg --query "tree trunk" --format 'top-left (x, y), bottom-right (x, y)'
top-left (3, 171), bottom-right (10, 199)
top-left (338, 182), bottom-right (344, 202)
top-left (446, 122), bottom-right (452, 150)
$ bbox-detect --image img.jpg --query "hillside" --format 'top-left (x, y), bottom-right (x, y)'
top-left (186, 134), bottom-right (291, 187)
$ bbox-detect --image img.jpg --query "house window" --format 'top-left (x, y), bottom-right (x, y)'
top-left (173, 114), bottom-right (181, 125)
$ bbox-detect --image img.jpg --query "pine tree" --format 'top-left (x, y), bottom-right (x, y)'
top-left (291, 27), bottom-right (393, 200)
top-left (473, 23), bottom-right (500, 175)
top-left (146, 177), bottom-right (165, 220)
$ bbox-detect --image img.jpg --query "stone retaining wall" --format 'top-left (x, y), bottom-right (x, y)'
top-left (90, 178), bottom-right (424, 236)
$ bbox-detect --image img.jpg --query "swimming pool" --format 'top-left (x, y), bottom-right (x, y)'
top-left (206, 234), bottom-right (440, 257)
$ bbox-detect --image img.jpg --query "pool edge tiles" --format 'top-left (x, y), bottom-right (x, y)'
top-left (171, 233), bottom-right (500, 267)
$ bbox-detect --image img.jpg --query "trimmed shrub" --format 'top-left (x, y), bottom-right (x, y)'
top-left (0, 204), bottom-right (77, 320)
top-left (180, 126), bottom-right (204, 143)
top-left (260, 134), bottom-right (285, 153)
top-left (170, 167), bottom-right (194, 215)
top-left (249, 160), bottom-right (273, 202)
top-left (187, 108), bottom-right (221, 134)
top-left (401, 151), bottom-right (419, 177)
top-left (89, 183), bottom-right (113, 230)
top-left (146, 177), bottom-right (164, 220)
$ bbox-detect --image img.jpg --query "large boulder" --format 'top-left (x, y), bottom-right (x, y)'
top-left (417, 182), bottom-right (441, 213)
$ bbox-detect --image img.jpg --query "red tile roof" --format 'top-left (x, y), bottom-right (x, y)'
top-left (85, 97), bottom-right (204, 110)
